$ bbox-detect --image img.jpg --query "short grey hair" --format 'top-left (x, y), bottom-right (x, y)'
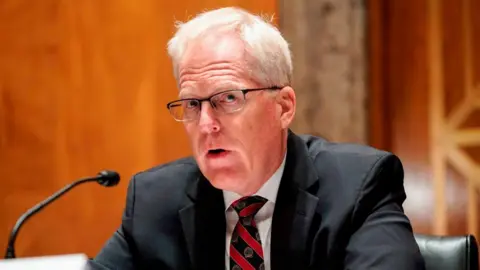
top-left (167, 7), bottom-right (292, 87)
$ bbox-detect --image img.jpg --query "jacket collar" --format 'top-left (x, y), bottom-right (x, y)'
top-left (270, 130), bottom-right (320, 269)
top-left (180, 130), bottom-right (320, 269)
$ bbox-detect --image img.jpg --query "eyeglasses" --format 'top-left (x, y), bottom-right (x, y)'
top-left (166, 86), bottom-right (282, 122)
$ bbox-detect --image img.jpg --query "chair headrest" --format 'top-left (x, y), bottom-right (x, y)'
top-left (415, 234), bottom-right (479, 270)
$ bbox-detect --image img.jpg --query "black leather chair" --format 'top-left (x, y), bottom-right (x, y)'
top-left (415, 234), bottom-right (479, 270)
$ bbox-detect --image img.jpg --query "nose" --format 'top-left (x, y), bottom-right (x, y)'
top-left (198, 102), bottom-right (220, 134)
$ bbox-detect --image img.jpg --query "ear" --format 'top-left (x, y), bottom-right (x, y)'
top-left (276, 86), bottom-right (296, 129)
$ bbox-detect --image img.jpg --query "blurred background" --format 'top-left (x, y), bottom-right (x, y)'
top-left (0, 0), bottom-right (479, 259)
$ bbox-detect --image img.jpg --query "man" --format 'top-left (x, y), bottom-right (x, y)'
top-left (89, 7), bottom-right (425, 270)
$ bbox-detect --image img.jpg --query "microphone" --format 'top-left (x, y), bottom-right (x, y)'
top-left (4, 170), bottom-right (120, 259)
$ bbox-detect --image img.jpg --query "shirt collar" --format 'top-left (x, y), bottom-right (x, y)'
top-left (223, 153), bottom-right (287, 211)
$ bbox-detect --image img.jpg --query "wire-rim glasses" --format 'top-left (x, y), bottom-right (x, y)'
top-left (166, 86), bottom-right (282, 122)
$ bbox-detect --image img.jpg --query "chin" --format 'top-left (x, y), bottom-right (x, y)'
top-left (204, 173), bottom-right (244, 192)
top-left (196, 155), bottom-right (248, 192)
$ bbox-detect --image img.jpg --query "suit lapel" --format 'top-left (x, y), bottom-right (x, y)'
top-left (178, 132), bottom-right (319, 269)
top-left (179, 175), bottom-right (226, 270)
top-left (271, 132), bottom-right (320, 269)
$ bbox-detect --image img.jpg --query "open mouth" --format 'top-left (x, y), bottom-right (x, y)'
top-left (207, 149), bottom-right (228, 157)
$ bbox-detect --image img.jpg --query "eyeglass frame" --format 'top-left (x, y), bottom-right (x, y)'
top-left (166, 86), bottom-right (283, 122)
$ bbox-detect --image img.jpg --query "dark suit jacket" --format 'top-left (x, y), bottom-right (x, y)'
top-left (89, 132), bottom-right (425, 269)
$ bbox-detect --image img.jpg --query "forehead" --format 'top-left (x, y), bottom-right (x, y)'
top-left (181, 32), bottom-right (247, 68)
top-left (178, 33), bottom-right (252, 96)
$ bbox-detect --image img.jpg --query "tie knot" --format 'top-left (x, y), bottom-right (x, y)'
top-left (231, 195), bottom-right (267, 218)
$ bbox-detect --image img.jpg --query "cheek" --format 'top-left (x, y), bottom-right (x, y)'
top-left (183, 124), bottom-right (199, 148)
top-left (242, 104), bottom-right (280, 146)
top-left (260, 103), bottom-right (282, 129)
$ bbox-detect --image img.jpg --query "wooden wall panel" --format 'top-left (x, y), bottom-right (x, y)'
top-left (441, 0), bottom-right (468, 236)
top-left (279, 0), bottom-right (367, 144)
top-left (0, 1), bottom-right (276, 258)
top-left (430, 0), bottom-right (480, 237)
top-left (369, 0), bottom-right (480, 238)
top-left (368, 0), bottom-right (433, 234)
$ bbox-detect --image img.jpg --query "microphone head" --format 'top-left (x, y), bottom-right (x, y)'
top-left (96, 170), bottom-right (120, 187)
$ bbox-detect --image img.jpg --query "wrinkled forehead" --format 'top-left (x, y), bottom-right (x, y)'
top-left (179, 32), bottom-right (248, 72)
top-left (178, 34), bottom-right (246, 78)
top-left (177, 33), bottom-right (253, 97)
top-left (178, 81), bottom-right (247, 99)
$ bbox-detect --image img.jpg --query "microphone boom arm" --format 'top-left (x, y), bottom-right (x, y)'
top-left (4, 170), bottom-right (119, 259)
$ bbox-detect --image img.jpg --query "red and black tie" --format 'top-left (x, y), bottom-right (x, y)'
top-left (229, 196), bottom-right (267, 270)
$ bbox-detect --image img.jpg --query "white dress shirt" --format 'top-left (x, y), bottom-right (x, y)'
top-left (223, 155), bottom-right (286, 270)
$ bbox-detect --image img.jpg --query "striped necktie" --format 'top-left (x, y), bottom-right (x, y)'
top-left (229, 195), bottom-right (267, 270)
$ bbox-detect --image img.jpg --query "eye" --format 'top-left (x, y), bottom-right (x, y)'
top-left (218, 92), bottom-right (241, 104)
top-left (185, 100), bottom-right (200, 109)
top-left (226, 94), bottom-right (237, 102)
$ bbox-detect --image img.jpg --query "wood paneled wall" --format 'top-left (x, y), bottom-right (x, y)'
top-left (368, 0), bottom-right (480, 237)
top-left (0, 1), bottom-right (276, 258)
top-left (279, 0), bottom-right (367, 144)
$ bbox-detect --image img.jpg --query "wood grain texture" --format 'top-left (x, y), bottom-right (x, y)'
top-left (367, 0), bottom-right (389, 150)
top-left (279, 0), bottom-right (367, 143)
top-left (428, 0), bottom-right (447, 235)
top-left (368, 0), bottom-right (480, 237)
top-left (367, 0), bottom-right (433, 234)
top-left (0, 0), bottom-right (276, 258)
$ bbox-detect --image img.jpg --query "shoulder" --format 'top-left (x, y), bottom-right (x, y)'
top-left (126, 157), bottom-right (199, 208)
top-left (296, 134), bottom-right (404, 199)
top-left (293, 134), bottom-right (405, 222)
top-left (134, 156), bottom-right (199, 186)
top-left (299, 134), bottom-right (400, 174)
